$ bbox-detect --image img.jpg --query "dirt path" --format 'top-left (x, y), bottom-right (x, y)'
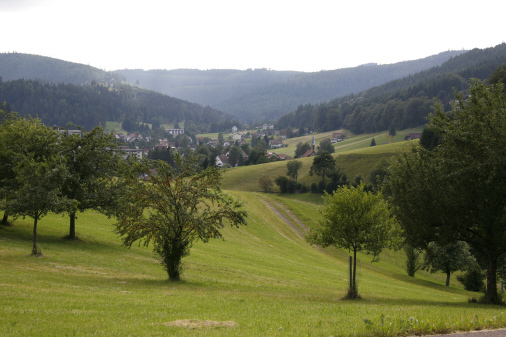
top-left (261, 199), bottom-right (308, 238)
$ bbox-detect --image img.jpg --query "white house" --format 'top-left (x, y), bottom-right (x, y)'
top-left (270, 140), bottom-right (284, 148)
top-left (215, 155), bottom-right (229, 167)
top-left (232, 133), bottom-right (242, 140)
top-left (231, 125), bottom-right (238, 132)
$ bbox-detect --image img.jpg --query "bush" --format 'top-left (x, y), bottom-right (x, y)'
top-left (286, 180), bottom-right (296, 194)
top-left (457, 265), bottom-right (485, 292)
top-left (275, 176), bottom-right (289, 193)
top-left (318, 181), bottom-right (325, 193)
top-left (299, 182), bottom-right (308, 193)
top-left (311, 182), bottom-right (318, 193)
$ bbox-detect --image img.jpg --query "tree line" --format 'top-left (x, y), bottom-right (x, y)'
top-left (0, 78), bottom-right (234, 132)
top-left (276, 44), bottom-right (506, 134)
top-left (0, 110), bottom-right (246, 281)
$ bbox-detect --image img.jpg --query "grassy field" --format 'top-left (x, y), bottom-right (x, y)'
top-left (3, 125), bottom-right (506, 336)
top-left (220, 140), bottom-right (407, 192)
top-left (2, 190), bottom-right (506, 336)
top-left (274, 127), bottom-right (424, 157)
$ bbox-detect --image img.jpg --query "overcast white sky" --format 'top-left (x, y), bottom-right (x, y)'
top-left (1, 0), bottom-right (505, 72)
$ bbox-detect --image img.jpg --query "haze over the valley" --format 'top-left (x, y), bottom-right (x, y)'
top-left (1, 0), bottom-right (505, 72)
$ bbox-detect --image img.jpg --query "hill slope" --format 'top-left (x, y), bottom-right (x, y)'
top-left (0, 79), bottom-right (232, 131)
top-left (1, 191), bottom-right (503, 336)
top-left (0, 53), bottom-right (124, 85)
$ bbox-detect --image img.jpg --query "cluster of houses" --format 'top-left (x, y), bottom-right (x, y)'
top-left (215, 150), bottom-right (290, 167)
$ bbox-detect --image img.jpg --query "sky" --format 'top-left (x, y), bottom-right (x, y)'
top-left (1, 0), bottom-right (505, 73)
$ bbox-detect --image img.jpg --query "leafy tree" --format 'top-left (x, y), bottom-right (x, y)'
top-left (404, 244), bottom-right (422, 277)
top-left (1, 115), bottom-right (71, 255)
top-left (275, 176), bottom-right (289, 193)
top-left (423, 241), bottom-right (476, 286)
top-left (59, 126), bottom-right (123, 239)
top-left (286, 160), bottom-right (303, 181)
top-left (370, 138), bottom-right (376, 146)
top-left (489, 64), bottom-right (506, 89)
top-left (388, 125), bottom-right (396, 137)
top-left (258, 175), bottom-right (274, 193)
top-left (457, 265), bottom-right (485, 292)
top-left (309, 151), bottom-right (335, 185)
top-left (148, 147), bottom-right (174, 165)
top-left (240, 143), bottom-right (250, 155)
top-left (217, 132), bottom-right (224, 146)
top-left (369, 159), bottom-right (389, 191)
top-left (0, 109), bottom-right (17, 224)
top-left (294, 142), bottom-right (310, 158)
top-left (115, 152), bottom-right (247, 281)
top-left (419, 127), bottom-right (442, 151)
top-left (385, 79), bottom-right (506, 303)
top-left (324, 168), bottom-right (348, 194)
top-left (307, 184), bottom-right (399, 297)
top-left (228, 145), bottom-right (242, 167)
top-left (317, 138), bottom-right (335, 154)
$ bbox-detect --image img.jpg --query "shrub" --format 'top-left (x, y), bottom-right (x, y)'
top-left (457, 265), bottom-right (485, 292)
top-left (311, 182), bottom-right (318, 193)
top-left (275, 176), bottom-right (289, 193)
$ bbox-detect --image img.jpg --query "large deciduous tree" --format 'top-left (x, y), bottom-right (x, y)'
top-left (317, 138), bottom-right (335, 154)
top-left (385, 79), bottom-right (506, 303)
top-left (309, 151), bottom-right (335, 185)
top-left (286, 160), bottom-right (302, 181)
top-left (115, 152), bottom-right (247, 281)
top-left (294, 142), bottom-right (310, 158)
top-left (1, 114), bottom-right (71, 255)
top-left (307, 184), bottom-right (399, 297)
top-left (59, 125), bottom-right (123, 239)
top-left (423, 241), bottom-right (476, 287)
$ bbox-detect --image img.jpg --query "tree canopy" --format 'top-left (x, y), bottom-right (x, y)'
top-left (115, 152), bottom-right (247, 281)
top-left (307, 184), bottom-right (399, 296)
top-left (385, 79), bottom-right (506, 303)
top-left (0, 112), bottom-right (72, 255)
top-left (309, 151), bottom-right (336, 185)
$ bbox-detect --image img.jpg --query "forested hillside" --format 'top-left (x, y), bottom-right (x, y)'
top-left (277, 43), bottom-right (506, 134)
top-left (0, 79), bottom-right (232, 131)
top-left (0, 53), bottom-right (124, 85)
top-left (116, 51), bottom-right (463, 122)
top-left (116, 68), bottom-right (301, 108)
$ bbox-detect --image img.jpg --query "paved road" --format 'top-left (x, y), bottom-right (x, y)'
top-left (435, 328), bottom-right (506, 336)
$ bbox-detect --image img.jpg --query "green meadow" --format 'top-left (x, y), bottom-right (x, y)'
top-left (2, 130), bottom-right (506, 336)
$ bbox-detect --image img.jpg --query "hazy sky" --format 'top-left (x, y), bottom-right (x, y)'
top-left (1, 0), bottom-right (505, 72)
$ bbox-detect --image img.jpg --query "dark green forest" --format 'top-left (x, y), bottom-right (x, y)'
top-left (276, 43), bottom-right (506, 134)
top-left (0, 79), bottom-right (233, 131)
top-left (116, 51), bottom-right (463, 122)
top-left (0, 53), bottom-right (124, 85)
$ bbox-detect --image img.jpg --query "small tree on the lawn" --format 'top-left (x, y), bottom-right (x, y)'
top-left (258, 175), bottom-right (273, 193)
top-left (307, 184), bottom-right (400, 298)
top-left (115, 152), bottom-right (247, 281)
top-left (423, 241), bottom-right (476, 286)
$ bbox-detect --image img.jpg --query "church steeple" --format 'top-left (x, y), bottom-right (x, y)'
top-left (311, 135), bottom-right (315, 151)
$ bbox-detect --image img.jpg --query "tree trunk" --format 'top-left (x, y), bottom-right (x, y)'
top-left (68, 212), bottom-right (76, 240)
top-left (445, 272), bottom-right (451, 287)
top-left (32, 216), bottom-right (39, 256)
top-left (486, 256), bottom-right (499, 302)
top-left (1, 211), bottom-right (8, 224)
top-left (352, 248), bottom-right (357, 290)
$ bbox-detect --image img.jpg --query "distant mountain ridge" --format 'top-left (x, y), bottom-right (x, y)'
top-left (276, 43), bottom-right (506, 135)
top-left (116, 51), bottom-right (465, 122)
top-left (0, 53), bottom-right (124, 85)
